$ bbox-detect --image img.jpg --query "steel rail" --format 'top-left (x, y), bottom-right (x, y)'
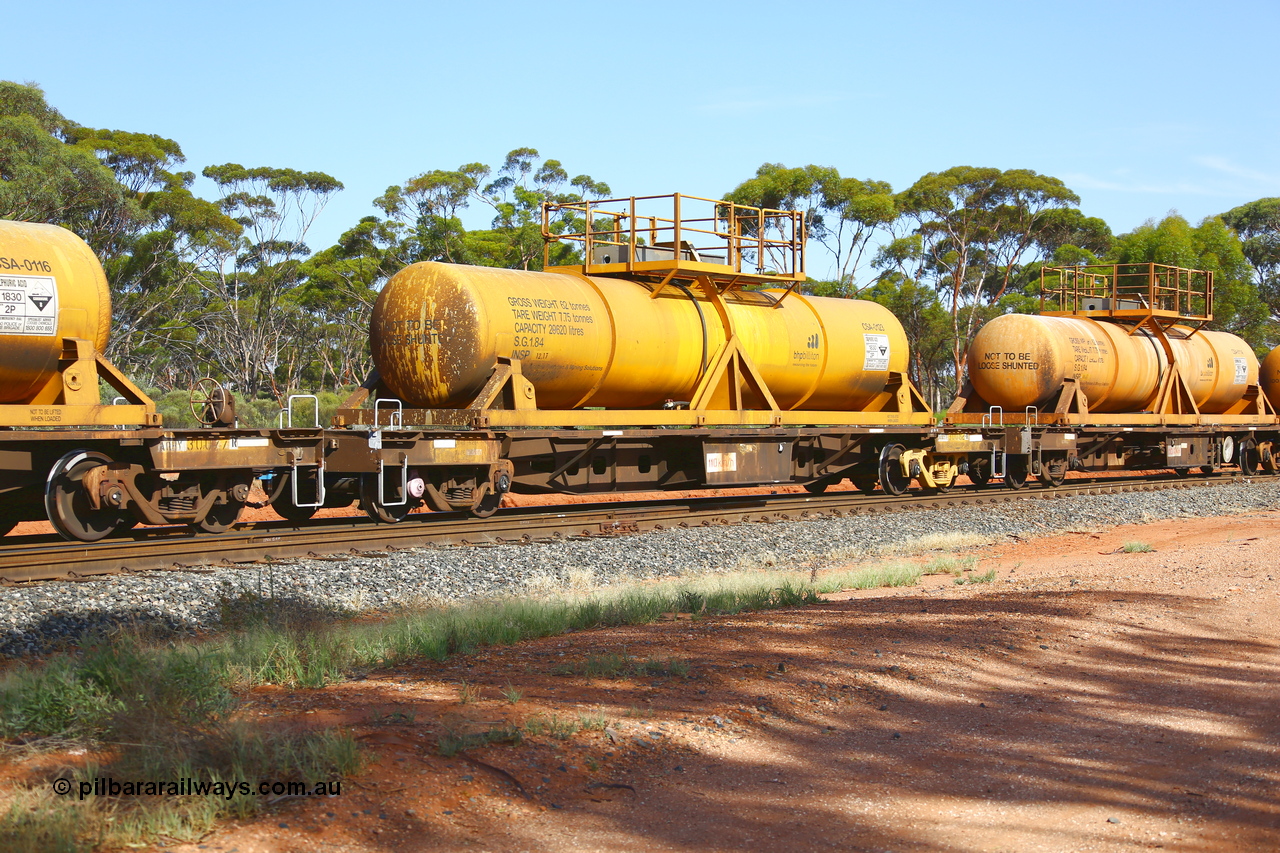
top-left (0, 473), bottom-right (1256, 584)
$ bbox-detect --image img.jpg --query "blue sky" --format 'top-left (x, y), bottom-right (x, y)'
top-left (6, 0), bottom-right (1278, 279)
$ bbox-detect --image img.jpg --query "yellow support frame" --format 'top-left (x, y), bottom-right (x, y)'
top-left (337, 352), bottom-right (934, 431)
top-left (0, 337), bottom-right (158, 428)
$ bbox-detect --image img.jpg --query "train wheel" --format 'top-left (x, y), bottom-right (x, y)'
top-left (470, 483), bottom-right (500, 518)
top-left (1240, 440), bottom-right (1261, 476)
top-left (878, 445), bottom-right (911, 496)
top-left (1260, 443), bottom-right (1279, 475)
top-left (1004, 455), bottom-right (1029, 490)
top-left (851, 465), bottom-right (879, 495)
top-left (271, 471), bottom-right (319, 522)
top-left (1042, 453), bottom-right (1068, 487)
top-left (967, 454), bottom-right (991, 488)
top-left (803, 480), bottom-right (829, 494)
top-left (197, 498), bottom-right (244, 534)
top-left (360, 474), bottom-right (414, 523)
top-left (470, 472), bottom-right (510, 518)
top-left (44, 451), bottom-right (124, 542)
top-left (274, 500), bottom-right (317, 522)
top-left (193, 475), bottom-right (251, 534)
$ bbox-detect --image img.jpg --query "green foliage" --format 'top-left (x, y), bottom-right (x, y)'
top-left (0, 630), bottom-right (359, 851)
top-left (178, 162), bottom-right (346, 398)
top-left (16, 79), bottom-right (1280, 401)
top-left (0, 82), bottom-right (126, 233)
top-left (552, 650), bottom-right (691, 679)
top-left (953, 568), bottom-right (997, 585)
top-left (1111, 214), bottom-right (1273, 346)
top-left (371, 148), bottom-right (609, 273)
top-left (1034, 207), bottom-right (1113, 261)
top-left (633, 656), bottom-right (691, 677)
top-left (922, 555), bottom-right (979, 575)
top-left (725, 162), bottom-right (897, 294)
top-left (0, 788), bottom-right (98, 853)
top-left (1222, 198), bottom-right (1280, 338)
top-left (150, 387), bottom-right (354, 429)
top-left (0, 725), bottom-right (359, 850)
top-left (0, 633), bottom-right (233, 741)
top-left (437, 724), bottom-right (524, 757)
top-left (813, 563), bottom-right (923, 591)
top-left (0, 656), bottom-right (122, 739)
top-left (0, 81), bottom-right (244, 391)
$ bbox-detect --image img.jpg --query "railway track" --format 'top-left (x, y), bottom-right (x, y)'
top-left (0, 473), bottom-right (1255, 584)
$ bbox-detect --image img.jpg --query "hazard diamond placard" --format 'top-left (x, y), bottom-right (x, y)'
top-left (0, 275), bottom-right (58, 335)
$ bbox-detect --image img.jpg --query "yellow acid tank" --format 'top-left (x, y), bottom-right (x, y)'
top-left (967, 314), bottom-right (1257, 414)
top-left (0, 221), bottom-right (111, 404)
top-left (1260, 344), bottom-right (1280, 410)
top-left (371, 262), bottom-right (909, 410)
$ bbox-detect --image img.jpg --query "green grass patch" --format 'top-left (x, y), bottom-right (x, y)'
top-left (553, 650), bottom-right (690, 679)
top-left (0, 630), bottom-right (360, 849)
top-left (881, 531), bottom-right (992, 556)
top-left (1122, 541), bottom-right (1154, 553)
top-left (520, 713), bottom-right (584, 741)
top-left (633, 656), bottom-right (690, 677)
top-left (809, 562), bottom-right (924, 592)
top-left (553, 651), bottom-right (631, 677)
top-left (922, 555), bottom-right (979, 576)
top-left (437, 724), bottom-right (524, 757)
top-left (954, 568), bottom-right (998, 585)
top-left (576, 710), bottom-right (609, 732)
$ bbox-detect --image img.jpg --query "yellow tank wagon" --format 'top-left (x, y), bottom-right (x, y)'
top-left (945, 263), bottom-right (1278, 487)
top-left (339, 194), bottom-right (947, 511)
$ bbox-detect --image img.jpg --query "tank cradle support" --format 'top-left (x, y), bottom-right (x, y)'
top-left (0, 338), bottom-right (158, 428)
top-left (337, 356), bottom-right (933, 431)
top-left (950, 374), bottom-right (1275, 427)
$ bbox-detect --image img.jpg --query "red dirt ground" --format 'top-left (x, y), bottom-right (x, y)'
top-left (40, 504), bottom-right (1271, 851)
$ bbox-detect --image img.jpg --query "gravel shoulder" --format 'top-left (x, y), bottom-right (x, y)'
top-left (4, 482), bottom-right (1280, 852)
top-left (4, 480), bottom-right (1280, 657)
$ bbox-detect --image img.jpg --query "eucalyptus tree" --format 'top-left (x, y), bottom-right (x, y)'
top-left (374, 162), bottom-right (490, 266)
top-left (1222, 198), bottom-right (1280, 327)
top-left (297, 215), bottom-right (404, 388)
top-left (889, 166), bottom-right (1080, 382)
top-left (0, 81), bottom-right (238, 387)
top-left (372, 149), bottom-right (610, 272)
top-left (477, 148), bottom-right (611, 270)
top-left (725, 163), bottom-right (898, 294)
top-left (0, 81), bottom-right (123, 232)
top-left (1112, 213), bottom-right (1271, 348)
top-left (863, 273), bottom-right (955, 408)
top-left (187, 164), bottom-right (343, 398)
